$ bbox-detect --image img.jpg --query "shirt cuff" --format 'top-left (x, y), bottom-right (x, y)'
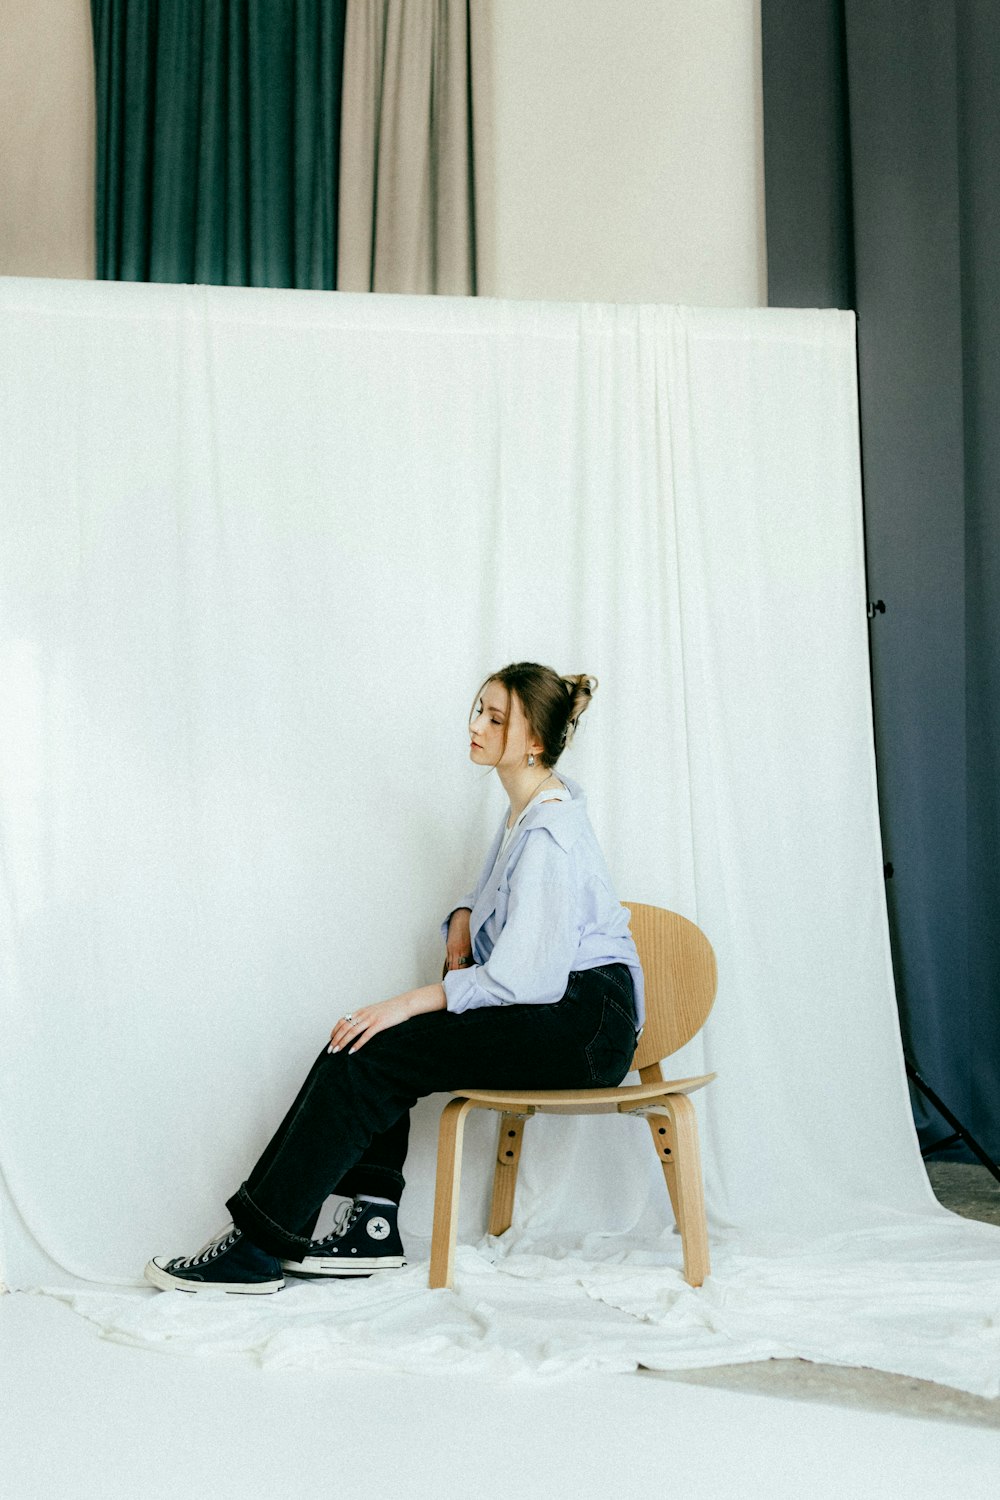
top-left (442, 964), bottom-right (500, 1013)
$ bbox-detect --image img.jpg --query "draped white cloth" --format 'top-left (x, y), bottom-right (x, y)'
top-left (1, 278), bottom-right (997, 1394)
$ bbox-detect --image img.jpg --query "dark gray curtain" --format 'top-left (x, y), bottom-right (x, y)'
top-left (92, 0), bottom-right (348, 287)
top-left (762, 1), bottom-right (1000, 1161)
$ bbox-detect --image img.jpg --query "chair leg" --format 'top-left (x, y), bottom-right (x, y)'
top-left (488, 1112), bottom-right (529, 1236)
top-left (644, 1112), bottom-right (681, 1227)
top-left (657, 1095), bottom-right (711, 1287)
top-left (428, 1096), bottom-right (477, 1289)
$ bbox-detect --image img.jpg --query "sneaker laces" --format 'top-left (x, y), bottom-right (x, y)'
top-left (311, 1198), bottom-right (365, 1249)
top-left (169, 1223), bottom-right (241, 1270)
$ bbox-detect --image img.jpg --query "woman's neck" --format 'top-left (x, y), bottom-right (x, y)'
top-left (497, 764), bottom-right (562, 826)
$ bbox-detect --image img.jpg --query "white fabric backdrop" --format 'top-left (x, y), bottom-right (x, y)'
top-left (1, 278), bottom-right (997, 1393)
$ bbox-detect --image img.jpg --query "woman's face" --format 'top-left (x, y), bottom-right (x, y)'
top-left (469, 680), bottom-right (539, 769)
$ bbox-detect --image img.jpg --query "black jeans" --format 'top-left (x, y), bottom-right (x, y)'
top-left (226, 963), bottom-right (638, 1260)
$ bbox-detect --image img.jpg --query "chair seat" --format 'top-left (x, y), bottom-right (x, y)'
top-left (451, 1072), bottom-right (716, 1113)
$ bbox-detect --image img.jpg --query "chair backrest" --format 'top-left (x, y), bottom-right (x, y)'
top-left (622, 903), bottom-right (718, 1071)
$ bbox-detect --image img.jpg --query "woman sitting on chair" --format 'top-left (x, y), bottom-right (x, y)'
top-left (146, 661), bottom-right (645, 1293)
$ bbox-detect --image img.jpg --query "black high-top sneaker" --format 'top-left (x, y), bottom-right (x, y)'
top-left (145, 1224), bottom-right (285, 1294)
top-left (282, 1198), bottom-right (407, 1279)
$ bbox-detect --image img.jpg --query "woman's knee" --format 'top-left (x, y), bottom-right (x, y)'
top-left (340, 1020), bottom-right (437, 1096)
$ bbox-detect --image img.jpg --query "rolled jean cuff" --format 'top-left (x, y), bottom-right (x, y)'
top-left (334, 1164), bottom-right (405, 1203)
top-left (226, 1184), bottom-right (314, 1261)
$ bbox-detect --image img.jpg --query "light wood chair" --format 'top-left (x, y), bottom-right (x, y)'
top-left (429, 903), bottom-right (718, 1290)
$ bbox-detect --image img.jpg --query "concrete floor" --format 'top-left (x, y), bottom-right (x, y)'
top-left (647, 1162), bottom-right (1000, 1428)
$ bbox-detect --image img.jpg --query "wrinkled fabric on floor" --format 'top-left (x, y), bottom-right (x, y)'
top-left (37, 1216), bottom-right (1000, 1397)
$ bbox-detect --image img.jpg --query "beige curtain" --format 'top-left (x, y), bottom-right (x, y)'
top-left (0, 0), bottom-right (96, 279)
top-left (337, 0), bottom-right (495, 295)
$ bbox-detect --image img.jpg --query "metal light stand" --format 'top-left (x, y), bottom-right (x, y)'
top-left (905, 1056), bottom-right (1000, 1185)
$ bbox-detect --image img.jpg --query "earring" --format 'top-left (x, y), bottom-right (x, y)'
top-left (527, 753), bottom-right (535, 766)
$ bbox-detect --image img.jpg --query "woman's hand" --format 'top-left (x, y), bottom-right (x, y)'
top-left (328, 982), bottom-right (446, 1055)
top-left (446, 907), bottom-right (474, 971)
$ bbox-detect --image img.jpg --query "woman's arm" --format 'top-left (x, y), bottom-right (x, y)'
top-left (327, 818), bottom-right (520, 1052)
top-left (442, 832), bottom-right (580, 1013)
top-left (328, 980), bottom-right (446, 1054)
top-left (439, 814), bottom-right (507, 945)
top-left (444, 906), bottom-right (473, 970)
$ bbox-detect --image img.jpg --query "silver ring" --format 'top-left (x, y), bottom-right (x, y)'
top-left (343, 1013), bottom-right (354, 1024)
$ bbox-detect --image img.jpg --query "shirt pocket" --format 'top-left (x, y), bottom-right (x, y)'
top-left (493, 877), bottom-right (511, 928)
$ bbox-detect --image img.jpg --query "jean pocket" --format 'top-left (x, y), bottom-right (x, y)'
top-left (585, 995), bottom-right (639, 1086)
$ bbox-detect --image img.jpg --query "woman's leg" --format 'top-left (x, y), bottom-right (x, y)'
top-left (243, 1056), bottom-right (411, 1238)
top-left (225, 965), bottom-right (637, 1261)
top-left (331, 1110), bottom-right (410, 1203)
top-left (290, 1115), bottom-right (411, 1238)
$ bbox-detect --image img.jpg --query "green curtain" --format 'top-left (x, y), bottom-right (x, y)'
top-left (92, 0), bottom-right (348, 287)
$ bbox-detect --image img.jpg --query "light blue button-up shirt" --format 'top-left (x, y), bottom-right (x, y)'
top-left (440, 771), bottom-right (645, 1027)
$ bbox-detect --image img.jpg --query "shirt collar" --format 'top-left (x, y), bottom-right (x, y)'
top-left (514, 769), bottom-right (587, 851)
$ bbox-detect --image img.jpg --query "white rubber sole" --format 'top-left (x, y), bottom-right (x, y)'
top-left (281, 1255), bottom-right (407, 1278)
top-left (143, 1258), bottom-right (285, 1294)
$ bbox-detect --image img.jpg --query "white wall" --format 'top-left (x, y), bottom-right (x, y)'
top-left (489, 0), bottom-right (767, 306)
top-left (0, 0), bottom-right (766, 306)
top-left (0, 0), bottom-right (95, 279)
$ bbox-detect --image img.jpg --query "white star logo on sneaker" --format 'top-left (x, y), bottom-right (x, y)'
top-left (367, 1216), bottom-right (391, 1240)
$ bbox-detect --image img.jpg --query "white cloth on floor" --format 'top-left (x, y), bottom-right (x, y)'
top-left (35, 1215), bottom-right (1000, 1395)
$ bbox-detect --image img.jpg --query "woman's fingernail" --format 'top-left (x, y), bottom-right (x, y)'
top-left (329, 1044), bottom-right (338, 1053)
